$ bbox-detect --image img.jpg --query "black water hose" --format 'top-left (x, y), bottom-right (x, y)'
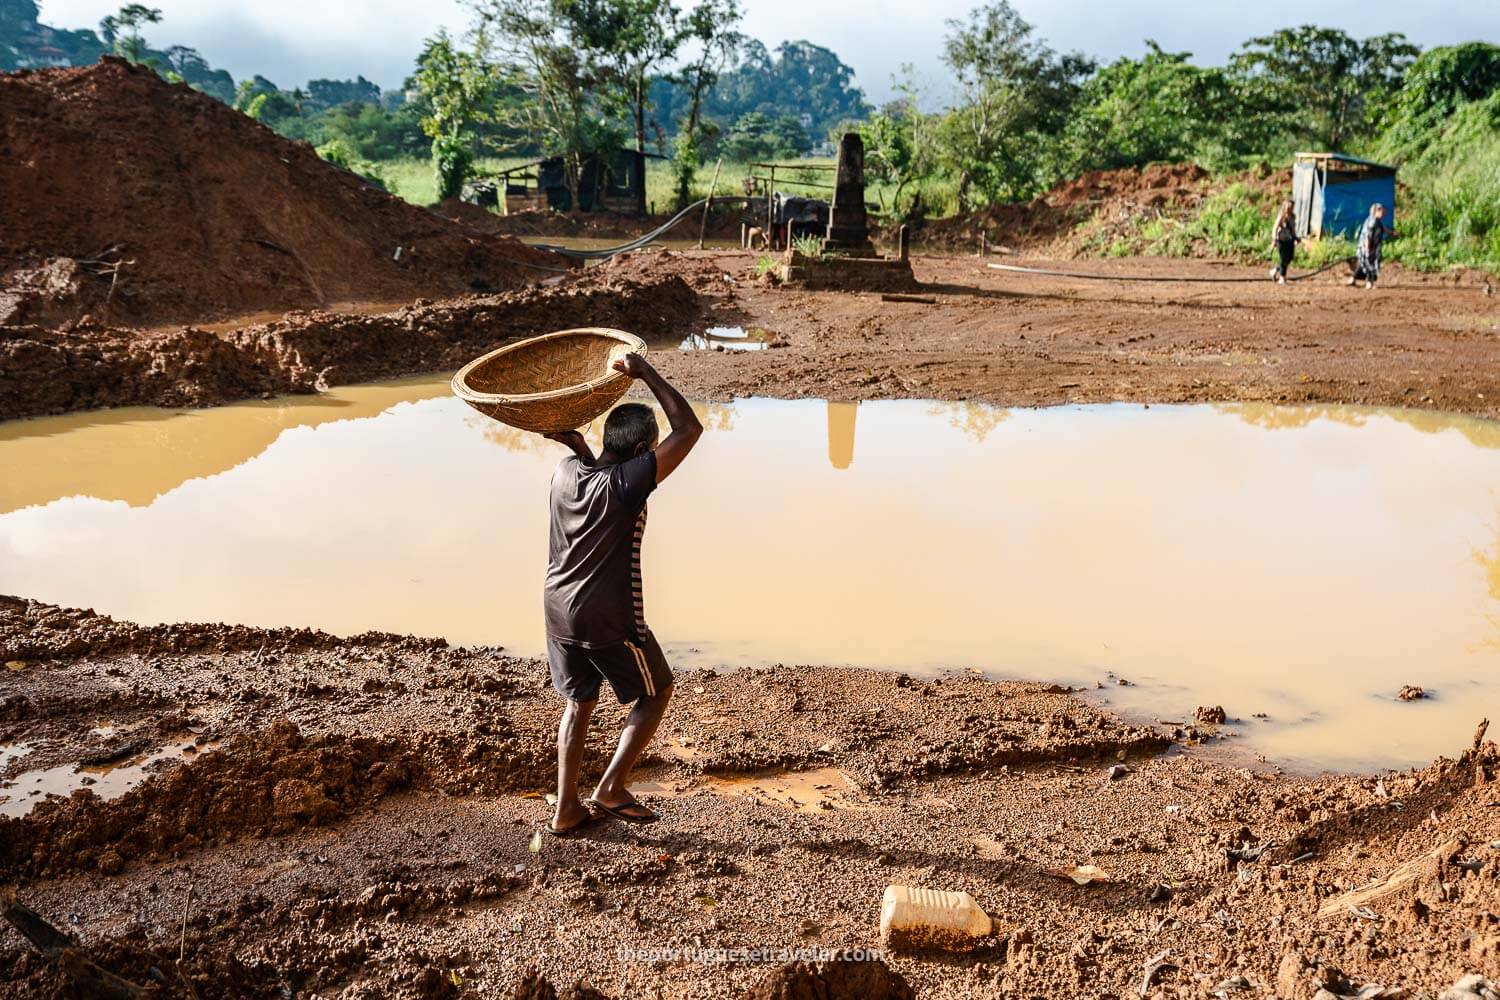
top-left (986, 256), bottom-right (1356, 284)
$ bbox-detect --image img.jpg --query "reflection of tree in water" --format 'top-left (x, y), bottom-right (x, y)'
top-left (1217, 403), bottom-right (1500, 450)
top-left (470, 402), bottom-right (736, 455)
top-left (926, 402), bottom-right (1009, 443)
top-left (1476, 535), bottom-right (1500, 651)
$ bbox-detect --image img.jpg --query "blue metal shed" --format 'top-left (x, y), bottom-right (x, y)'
top-left (1292, 152), bottom-right (1397, 239)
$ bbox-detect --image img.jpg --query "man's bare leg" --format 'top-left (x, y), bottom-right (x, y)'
top-left (553, 697), bottom-right (596, 831)
top-left (591, 684), bottom-right (674, 810)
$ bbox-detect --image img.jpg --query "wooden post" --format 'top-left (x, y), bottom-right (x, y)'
top-left (740, 222), bottom-right (747, 249)
top-left (697, 158), bottom-right (722, 249)
top-left (767, 166), bottom-right (776, 246)
top-left (898, 224), bottom-right (910, 262)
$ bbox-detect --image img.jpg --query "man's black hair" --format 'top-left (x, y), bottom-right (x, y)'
top-left (603, 403), bottom-right (658, 456)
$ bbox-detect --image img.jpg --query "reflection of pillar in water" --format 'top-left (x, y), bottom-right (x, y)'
top-left (826, 401), bottom-right (859, 470)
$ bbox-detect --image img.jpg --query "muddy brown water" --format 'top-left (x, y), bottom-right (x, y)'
top-left (0, 739), bottom-right (212, 818)
top-left (2, 376), bottom-right (1498, 771)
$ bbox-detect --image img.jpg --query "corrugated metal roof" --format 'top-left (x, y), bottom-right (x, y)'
top-left (1293, 152), bottom-right (1397, 172)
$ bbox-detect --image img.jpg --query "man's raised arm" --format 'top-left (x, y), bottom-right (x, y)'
top-left (613, 353), bottom-right (701, 483)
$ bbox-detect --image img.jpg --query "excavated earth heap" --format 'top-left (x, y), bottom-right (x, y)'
top-left (0, 57), bottom-right (558, 328)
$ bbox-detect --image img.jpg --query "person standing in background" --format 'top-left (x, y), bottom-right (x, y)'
top-left (1350, 203), bottom-right (1395, 289)
top-left (1270, 199), bottom-right (1298, 284)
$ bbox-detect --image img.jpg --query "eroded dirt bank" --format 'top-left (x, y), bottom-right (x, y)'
top-left (0, 269), bottom-right (699, 420)
top-left (2, 597), bottom-right (1497, 998)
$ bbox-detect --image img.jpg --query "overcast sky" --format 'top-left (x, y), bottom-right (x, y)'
top-left (38, 0), bottom-right (1500, 105)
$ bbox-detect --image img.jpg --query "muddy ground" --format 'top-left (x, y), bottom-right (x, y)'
top-left (632, 250), bottom-right (1500, 421)
top-left (2, 598), bottom-right (1499, 999)
top-left (4, 172), bottom-right (1500, 996)
top-left (3, 246), bottom-right (1496, 423)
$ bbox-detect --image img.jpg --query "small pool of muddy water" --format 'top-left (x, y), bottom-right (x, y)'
top-left (3, 376), bottom-right (1499, 771)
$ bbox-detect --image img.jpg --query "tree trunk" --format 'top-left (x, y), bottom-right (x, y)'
top-left (634, 73), bottom-right (647, 154)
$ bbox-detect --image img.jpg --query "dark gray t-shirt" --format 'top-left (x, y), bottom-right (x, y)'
top-left (544, 452), bottom-right (657, 647)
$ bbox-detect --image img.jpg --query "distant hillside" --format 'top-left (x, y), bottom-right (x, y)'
top-left (0, 0), bottom-right (234, 102)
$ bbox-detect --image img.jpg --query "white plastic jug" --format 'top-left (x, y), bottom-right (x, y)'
top-left (878, 884), bottom-right (994, 952)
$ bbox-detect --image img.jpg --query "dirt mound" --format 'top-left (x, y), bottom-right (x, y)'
top-left (0, 58), bottom-right (559, 328)
top-left (1047, 161), bottom-right (1210, 207)
top-left (901, 161), bottom-right (1301, 258)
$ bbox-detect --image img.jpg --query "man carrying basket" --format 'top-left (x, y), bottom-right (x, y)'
top-left (540, 352), bottom-right (702, 833)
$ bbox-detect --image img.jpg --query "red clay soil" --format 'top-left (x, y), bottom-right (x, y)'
top-left (894, 162), bottom-right (1292, 256)
top-left (0, 268), bottom-right (700, 420)
top-left (2, 598), bottom-right (1499, 998)
top-left (0, 58), bottom-right (559, 329)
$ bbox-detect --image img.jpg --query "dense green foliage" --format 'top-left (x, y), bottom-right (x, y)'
top-left (1054, 44), bottom-right (1272, 174)
top-left (4, 0), bottom-right (1496, 270)
top-left (1231, 26), bottom-right (1418, 149)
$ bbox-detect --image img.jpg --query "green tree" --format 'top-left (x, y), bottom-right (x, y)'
top-left (858, 70), bottom-right (934, 219)
top-left (721, 110), bottom-right (808, 160)
top-left (412, 29), bottom-right (497, 201)
top-left (98, 4), bottom-right (161, 64)
top-left (161, 45), bottom-right (235, 102)
top-left (939, 0), bottom-right (1090, 207)
top-left (1231, 25), bottom-right (1419, 149)
top-left (566, 0), bottom-right (680, 155)
top-left (1377, 42), bottom-right (1500, 160)
top-left (1057, 42), bottom-right (1274, 174)
top-left (671, 0), bottom-right (743, 208)
top-left (473, 0), bottom-right (616, 212)
top-left (305, 76), bottom-right (382, 112)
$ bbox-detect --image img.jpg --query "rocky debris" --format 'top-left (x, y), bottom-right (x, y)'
top-left (1441, 975), bottom-right (1500, 1000)
top-left (0, 58), bottom-right (558, 328)
top-left (1399, 685), bottom-right (1427, 701)
top-left (1196, 705), bottom-right (1228, 725)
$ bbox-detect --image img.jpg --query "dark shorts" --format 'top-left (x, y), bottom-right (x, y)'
top-left (547, 631), bottom-right (673, 704)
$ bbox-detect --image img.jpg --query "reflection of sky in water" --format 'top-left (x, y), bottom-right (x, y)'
top-left (2, 383), bottom-right (1500, 772)
top-left (679, 326), bottom-right (771, 352)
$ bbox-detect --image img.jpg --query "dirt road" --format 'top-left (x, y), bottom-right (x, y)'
top-left (628, 250), bottom-right (1500, 420)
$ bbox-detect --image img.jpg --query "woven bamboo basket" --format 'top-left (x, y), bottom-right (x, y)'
top-left (451, 328), bottom-right (647, 433)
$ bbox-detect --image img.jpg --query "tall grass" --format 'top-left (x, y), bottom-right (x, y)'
top-left (1100, 183), bottom-right (1353, 267)
top-left (378, 153), bottom-right (958, 222)
top-left (1379, 96), bottom-right (1500, 271)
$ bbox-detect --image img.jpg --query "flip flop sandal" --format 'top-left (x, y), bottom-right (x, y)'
top-left (587, 797), bottom-right (659, 824)
top-left (545, 812), bottom-right (597, 837)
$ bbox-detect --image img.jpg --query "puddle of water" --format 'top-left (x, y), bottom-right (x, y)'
top-left (680, 326), bottom-right (773, 352)
top-left (2, 385), bottom-right (1500, 771)
top-left (633, 767), bottom-right (867, 813)
top-left (0, 740), bottom-right (211, 819)
top-left (0, 743), bottom-right (34, 770)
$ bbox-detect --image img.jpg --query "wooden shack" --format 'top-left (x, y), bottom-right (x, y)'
top-left (493, 149), bottom-right (658, 216)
